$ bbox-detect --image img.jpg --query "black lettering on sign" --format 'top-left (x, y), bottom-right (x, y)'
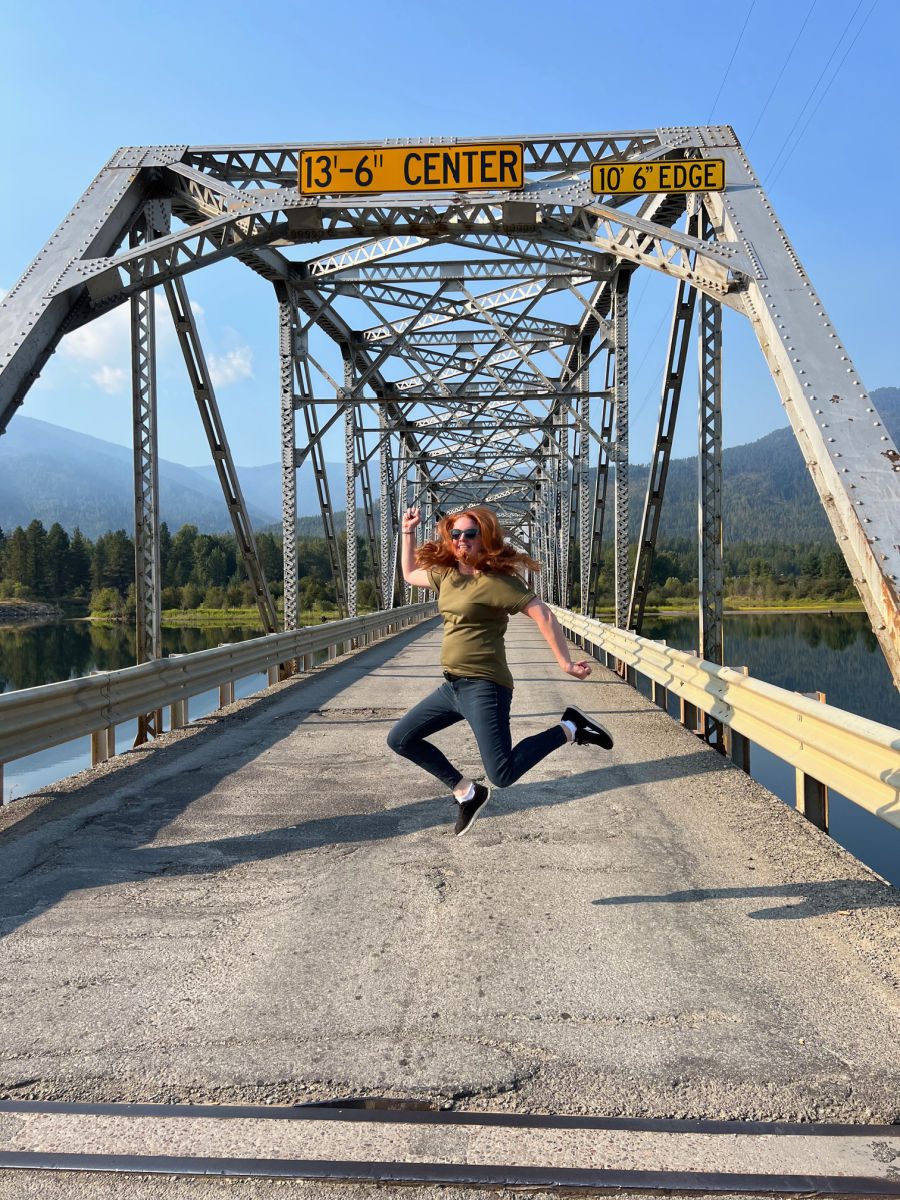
top-left (443, 151), bottom-right (460, 185)
top-left (424, 151), bottom-right (439, 186)
top-left (461, 150), bottom-right (477, 183)
top-left (499, 149), bottom-right (518, 183)
top-left (480, 150), bottom-right (497, 183)
top-left (687, 163), bottom-right (703, 189)
top-left (314, 155), bottom-right (333, 189)
top-left (705, 161), bottom-right (718, 188)
top-left (658, 164), bottom-right (672, 190)
top-left (404, 153), bottom-right (422, 186)
top-left (672, 164), bottom-right (686, 188)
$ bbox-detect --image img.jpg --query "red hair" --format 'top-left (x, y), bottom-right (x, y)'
top-left (416, 507), bottom-right (541, 577)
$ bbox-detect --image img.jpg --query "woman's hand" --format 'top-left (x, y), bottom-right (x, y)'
top-left (563, 660), bottom-right (592, 680)
top-left (402, 506), bottom-right (421, 534)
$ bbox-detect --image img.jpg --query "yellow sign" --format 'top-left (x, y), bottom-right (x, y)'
top-left (591, 159), bottom-right (725, 195)
top-left (298, 143), bottom-right (525, 195)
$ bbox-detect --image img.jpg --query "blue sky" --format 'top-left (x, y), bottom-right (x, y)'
top-left (1, 0), bottom-right (895, 470)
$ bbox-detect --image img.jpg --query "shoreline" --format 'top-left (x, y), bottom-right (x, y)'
top-left (0, 600), bottom-right (64, 628)
top-left (2, 602), bottom-right (867, 631)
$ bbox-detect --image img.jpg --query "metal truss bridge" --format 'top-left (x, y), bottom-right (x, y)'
top-left (2, 125), bottom-right (899, 721)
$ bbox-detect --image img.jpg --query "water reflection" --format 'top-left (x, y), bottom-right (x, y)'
top-left (0, 620), bottom-right (264, 696)
top-left (643, 611), bottom-right (900, 887)
top-left (642, 611), bottom-right (900, 728)
top-left (1, 619), bottom-right (265, 804)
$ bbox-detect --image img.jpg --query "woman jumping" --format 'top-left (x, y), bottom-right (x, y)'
top-left (387, 505), bottom-right (614, 836)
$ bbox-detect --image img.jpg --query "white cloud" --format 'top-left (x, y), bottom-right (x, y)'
top-left (60, 304), bottom-right (130, 363)
top-left (208, 346), bottom-right (253, 387)
top-left (190, 299), bottom-right (205, 316)
top-left (91, 365), bottom-right (127, 394)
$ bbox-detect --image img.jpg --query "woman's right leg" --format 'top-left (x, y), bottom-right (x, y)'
top-left (386, 682), bottom-right (465, 791)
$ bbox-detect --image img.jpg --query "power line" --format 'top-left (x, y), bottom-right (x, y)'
top-left (745, 0), bottom-right (817, 147)
top-left (768, 0), bottom-right (878, 190)
top-left (705, 1), bottom-right (757, 124)
top-left (764, 0), bottom-right (866, 185)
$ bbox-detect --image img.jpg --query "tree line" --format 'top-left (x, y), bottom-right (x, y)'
top-left (0, 520), bottom-right (375, 618)
top-left (0, 519), bottom-right (855, 618)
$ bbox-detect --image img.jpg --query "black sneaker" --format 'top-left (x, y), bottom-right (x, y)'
top-left (562, 705), bottom-right (614, 749)
top-left (454, 784), bottom-right (490, 836)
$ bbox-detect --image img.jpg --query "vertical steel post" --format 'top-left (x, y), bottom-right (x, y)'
top-left (557, 407), bottom-right (571, 607)
top-left (130, 204), bottom-right (166, 745)
top-left (279, 295), bottom-right (298, 632)
top-left (586, 348), bottom-right (616, 618)
top-left (698, 207), bottom-right (725, 746)
top-left (379, 410), bottom-right (393, 608)
top-left (398, 438), bottom-right (410, 605)
top-left (344, 361), bottom-right (357, 618)
top-left (579, 340), bottom-right (592, 615)
top-left (613, 272), bottom-right (630, 629)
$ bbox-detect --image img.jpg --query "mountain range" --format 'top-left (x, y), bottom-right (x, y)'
top-left (1, 388), bottom-right (897, 543)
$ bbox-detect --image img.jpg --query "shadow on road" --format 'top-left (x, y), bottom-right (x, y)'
top-left (592, 879), bottom-right (900, 920)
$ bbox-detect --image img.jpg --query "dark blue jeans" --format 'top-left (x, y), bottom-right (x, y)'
top-left (387, 675), bottom-right (567, 791)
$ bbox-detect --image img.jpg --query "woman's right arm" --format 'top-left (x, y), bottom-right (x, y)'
top-left (401, 506), bottom-right (434, 588)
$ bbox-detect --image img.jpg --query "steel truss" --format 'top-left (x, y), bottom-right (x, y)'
top-left (3, 128), bottom-right (900, 693)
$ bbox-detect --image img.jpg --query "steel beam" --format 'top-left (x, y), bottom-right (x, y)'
top-left (628, 214), bottom-right (699, 634)
top-left (130, 206), bottom-right (165, 746)
top-left (706, 143), bottom-right (900, 689)
top-left (698, 274), bottom-right (724, 748)
top-left (613, 272), bottom-right (631, 629)
top-left (163, 276), bottom-right (278, 635)
top-left (344, 361), bottom-right (358, 619)
top-left (278, 291), bottom-right (298, 632)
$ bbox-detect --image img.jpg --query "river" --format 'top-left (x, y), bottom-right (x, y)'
top-left (1, 612), bottom-right (898, 887)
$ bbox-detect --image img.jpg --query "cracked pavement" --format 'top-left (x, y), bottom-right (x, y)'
top-left (0, 614), bottom-right (899, 1195)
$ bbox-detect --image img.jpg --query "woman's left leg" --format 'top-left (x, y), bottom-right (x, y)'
top-left (457, 679), bottom-right (567, 789)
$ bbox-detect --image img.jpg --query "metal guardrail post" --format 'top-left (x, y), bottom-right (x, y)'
top-left (216, 646), bottom-right (235, 708)
top-left (650, 640), bottom-right (667, 709)
top-left (267, 666), bottom-right (279, 687)
top-left (680, 698), bottom-right (700, 734)
top-left (680, 649), bottom-right (700, 732)
top-left (797, 691), bottom-right (829, 832)
top-left (725, 667), bottom-right (751, 773)
top-left (167, 653), bottom-right (187, 730)
top-left (88, 671), bottom-right (116, 765)
top-left (91, 726), bottom-right (115, 766)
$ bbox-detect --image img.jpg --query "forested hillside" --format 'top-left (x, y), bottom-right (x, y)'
top-left (3, 390), bottom-right (896, 542)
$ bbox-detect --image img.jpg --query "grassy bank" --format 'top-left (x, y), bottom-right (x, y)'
top-left (158, 606), bottom-right (345, 627)
top-left (149, 599), bottom-right (865, 626)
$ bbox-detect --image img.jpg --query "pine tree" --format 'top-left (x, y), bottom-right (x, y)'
top-left (46, 523), bottom-right (71, 597)
top-left (69, 528), bottom-right (93, 598)
top-left (24, 520), bottom-right (48, 596)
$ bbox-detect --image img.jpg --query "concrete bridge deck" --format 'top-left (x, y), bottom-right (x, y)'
top-left (0, 616), bottom-right (898, 1195)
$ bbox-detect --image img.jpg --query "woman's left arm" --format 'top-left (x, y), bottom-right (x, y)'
top-left (521, 598), bottom-right (592, 680)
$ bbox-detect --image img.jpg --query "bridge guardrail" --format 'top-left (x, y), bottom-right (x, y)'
top-left (550, 606), bottom-right (900, 833)
top-left (0, 604), bottom-right (437, 796)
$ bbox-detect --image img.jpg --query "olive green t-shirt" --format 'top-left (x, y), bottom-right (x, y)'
top-left (426, 566), bottom-right (537, 690)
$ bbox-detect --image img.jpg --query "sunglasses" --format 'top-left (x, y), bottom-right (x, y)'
top-left (450, 528), bottom-right (480, 541)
